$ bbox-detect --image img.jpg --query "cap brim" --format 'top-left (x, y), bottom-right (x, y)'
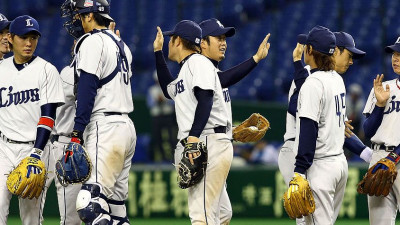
top-left (15, 28), bottom-right (41, 37)
top-left (207, 27), bottom-right (236, 38)
top-left (385, 45), bottom-right (400, 53)
top-left (100, 13), bottom-right (114, 21)
top-left (0, 21), bottom-right (11, 31)
top-left (297, 34), bottom-right (307, 44)
top-left (162, 30), bottom-right (175, 36)
top-left (346, 46), bottom-right (366, 59)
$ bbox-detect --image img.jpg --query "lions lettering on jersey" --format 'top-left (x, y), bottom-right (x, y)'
top-left (384, 95), bottom-right (400, 114)
top-left (175, 79), bottom-right (185, 94)
top-left (334, 92), bottom-right (346, 127)
top-left (0, 86), bottom-right (40, 107)
top-left (223, 89), bottom-right (231, 103)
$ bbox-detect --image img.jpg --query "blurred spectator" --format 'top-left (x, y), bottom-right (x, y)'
top-left (146, 71), bottom-right (177, 162)
top-left (346, 84), bottom-right (366, 141)
top-left (249, 140), bottom-right (279, 164)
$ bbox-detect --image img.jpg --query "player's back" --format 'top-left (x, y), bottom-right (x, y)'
top-left (295, 70), bottom-right (346, 159)
top-left (75, 30), bottom-right (134, 116)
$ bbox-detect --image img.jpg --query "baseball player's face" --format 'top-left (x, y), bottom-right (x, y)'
top-left (201, 35), bottom-right (227, 62)
top-left (0, 29), bottom-right (10, 56)
top-left (392, 52), bottom-right (400, 75)
top-left (334, 48), bottom-right (353, 74)
top-left (8, 33), bottom-right (39, 62)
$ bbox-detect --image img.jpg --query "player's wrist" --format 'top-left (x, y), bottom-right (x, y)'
top-left (30, 148), bottom-right (43, 159)
top-left (375, 101), bottom-right (387, 107)
top-left (71, 130), bottom-right (84, 144)
top-left (252, 55), bottom-right (260, 63)
top-left (386, 152), bottom-right (400, 164)
top-left (360, 147), bottom-right (373, 163)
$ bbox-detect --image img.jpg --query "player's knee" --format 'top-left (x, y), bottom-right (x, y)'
top-left (76, 183), bottom-right (112, 225)
top-left (108, 199), bottom-right (130, 225)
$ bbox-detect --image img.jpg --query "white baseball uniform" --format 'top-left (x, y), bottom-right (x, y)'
top-left (167, 54), bottom-right (233, 225)
top-left (363, 79), bottom-right (400, 225)
top-left (0, 56), bottom-right (64, 225)
top-left (294, 70), bottom-right (348, 225)
top-left (50, 65), bottom-right (81, 225)
top-left (74, 29), bottom-right (136, 223)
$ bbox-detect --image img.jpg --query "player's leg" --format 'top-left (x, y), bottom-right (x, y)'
top-left (19, 144), bottom-right (53, 225)
top-left (51, 141), bottom-right (82, 225)
top-left (187, 133), bottom-right (233, 225)
top-left (332, 154), bottom-right (348, 223)
top-left (0, 140), bottom-right (15, 225)
top-left (367, 150), bottom-right (398, 225)
top-left (218, 183), bottom-right (232, 225)
top-left (77, 115), bottom-right (135, 224)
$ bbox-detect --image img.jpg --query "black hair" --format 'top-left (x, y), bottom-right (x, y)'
top-left (80, 12), bottom-right (111, 27)
top-left (306, 44), bottom-right (335, 71)
top-left (172, 35), bottom-right (200, 53)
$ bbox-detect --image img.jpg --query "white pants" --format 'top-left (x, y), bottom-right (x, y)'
top-left (304, 154), bottom-right (348, 225)
top-left (84, 114), bottom-right (136, 201)
top-left (0, 139), bottom-right (53, 225)
top-left (174, 133), bottom-right (233, 225)
top-left (367, 150), bottom-right (400, 225)
top-left (50, 138), bottom-right (82, 225)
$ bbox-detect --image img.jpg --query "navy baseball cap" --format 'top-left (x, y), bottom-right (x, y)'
top-left (385, 37), bottom-right (400, 53)
top-left (9, 15), bottom-right (41, 36)
top-left (334, 32), bottom-right (366, 59)
top-left (163, 20), bottom-right (202, 46)
top-left (0, 13), bottom-right (11, 31)
top-left (297, 25), bottom-right (336, 55)
top-left (199, 18), bottom-right (235, 38)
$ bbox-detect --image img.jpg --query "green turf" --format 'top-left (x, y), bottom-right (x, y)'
top-left (7, 218), bottom-right (370, 225)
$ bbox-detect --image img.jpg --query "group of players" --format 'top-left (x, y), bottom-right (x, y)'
top-left (1, 0), bottom-right (400, 225)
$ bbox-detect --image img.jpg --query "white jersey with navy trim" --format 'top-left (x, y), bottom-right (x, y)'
top-left (363, 79), bottom-right (400, 146)
top-left (166, 54), bottom-right (229, 140)
top-left (283, 81), bottom-right (297, 141)
top-left (0, 56), bottom-right (64, 141)
top-left (294, 70), bottom-right (346, 158)
top-left (75, 30), bottom-right (133, 116)
top-left (53, 65), bottom-right (75, 136)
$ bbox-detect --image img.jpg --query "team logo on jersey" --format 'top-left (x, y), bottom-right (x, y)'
top-left (0, 86), bottom-right (40, 108)
top-left (25, 19), bottom-right (34, 27)
top-left (223, 89), bottom-right (230, 103)
top-left (216, 20), bottom-right (224, 28)
top-left (383, 95), bottom-right (400, 114)
top-left (175, 79), bottom-right (185, 94)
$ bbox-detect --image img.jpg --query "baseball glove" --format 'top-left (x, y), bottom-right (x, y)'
top-left (357, 156), bottom-right (398, 197)
top-left (178, 141), bottom-right (208, 189)
top-left (55, 142), bottom-right (92, 186)
top-left (7, 156), bottom-right (47, 199)
top-left (283, 173), bottom-right (315, 219)
top-left (233, 113), bottom-right (270, 142)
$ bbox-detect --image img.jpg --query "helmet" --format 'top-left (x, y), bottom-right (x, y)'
top-left (61, 0), bottom-right (113, 39)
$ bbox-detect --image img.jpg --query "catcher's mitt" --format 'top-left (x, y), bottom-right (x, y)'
top-left (283, 173), bottom-right (315, 219)
top-left (55, 142), bottom-right (92, 186)
top-left (7, 156), bottom-right (47, 199)
top-left (357, 156), bottom-right (398, 197)
top-left (178, 141), bottom-right (208, 189)
top-left (233, 113), bottom-right (270, 142)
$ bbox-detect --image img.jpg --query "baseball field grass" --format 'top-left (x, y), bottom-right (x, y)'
top-left (8, 217), bottom-right (370, 224)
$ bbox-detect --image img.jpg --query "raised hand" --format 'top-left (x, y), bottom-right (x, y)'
top-left (153, 26), bottom-right (164, 52)
top-left (293, 43), bottom-right (305, 62)
top-left (253, 33), bottom-right (271, 63)
top-left (373, 74), bottom-right (390, 107)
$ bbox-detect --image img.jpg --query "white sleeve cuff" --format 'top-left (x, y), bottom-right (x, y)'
top-left (360, 147), bottom-right (373, 163)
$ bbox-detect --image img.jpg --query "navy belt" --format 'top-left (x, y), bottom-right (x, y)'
top-left (287, 138), bottom-right (295, 142)
top-left (104, 112), bottom-right (122, 116)
top-left (371, 143), bottom-right (395, 152)
top-left (179, 126), bottom-right (227, 147)
top-left (0, 131), bottom-right (34, 145)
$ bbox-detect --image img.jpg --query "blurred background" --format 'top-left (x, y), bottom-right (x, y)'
top-left (2, 0), bottom-right (399, 222)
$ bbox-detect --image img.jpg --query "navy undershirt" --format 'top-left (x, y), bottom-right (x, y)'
top-left (74, 70), bottom-right (99, 132)
top-left (13, 56), bottom-right (37, 71)
top-left (294, 117), bottom-right (318, 174)
top-left (34, 103), bottom-right (57, 150)
top-left (343, 135), bottom-right (366, 155)
top-left (363, 106), bottom-right (385, 139)
top-left (189, 88), bottom-right (214, 137)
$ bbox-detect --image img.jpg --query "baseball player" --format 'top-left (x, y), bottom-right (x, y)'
top-left (154, 18), bottom-right (270, 224)
top-left (288, 25), bottom-right (347, 225)
top-left (154, 20), bottom-right (233, 225)
top-left (60, 0), bottom-right (135, 224)
top-left (362, 37), bottom-right (400, 225)
top-left (0, 13), bottom-right (11, 61)
top-left (0, 15), bottom-right (64, 225)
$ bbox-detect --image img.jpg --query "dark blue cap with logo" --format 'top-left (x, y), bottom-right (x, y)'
top-left (385, 37), bottom-right (400, 53)
top-left (163, 20), bottom-right (202, 46)
top-left (199, 18), bottom-right (235, 38)
top-left (297, 25), bottom-right (336, 55)
top-left (334, 32), bottom-right (366, 59)
top-left (0, 13), bottom-right (11, 31)
top-left (9, 15), bottom-right (41, 36)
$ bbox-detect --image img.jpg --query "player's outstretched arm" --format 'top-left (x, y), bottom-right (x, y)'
top-left (218, 34), bottom-right (271, 88)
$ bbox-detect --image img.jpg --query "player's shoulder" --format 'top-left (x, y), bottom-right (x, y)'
top-left (188, 54), bottom-right (214, 67)
top-left (34, 56), bottom-right (58, 72)
top-left (0, 56), bottom-right (13, 67)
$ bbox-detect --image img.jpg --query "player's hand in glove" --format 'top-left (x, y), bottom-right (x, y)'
top-left (177, 139), bottom-right (208, 189)
top-left (357, 152), bottom-right (399, 197)
top-left (283, 172), bottom-right (315, 219)
top-left (55, 142), bottom-right (92, 186)
top-left (7, 148), bottom-right (47, 199)
top-left (233, 113), bottom-right (270, 143)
